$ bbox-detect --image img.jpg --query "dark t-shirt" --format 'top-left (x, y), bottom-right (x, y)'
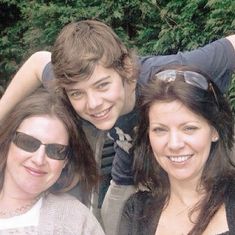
top-left (42, 38), bottom-right (235, 185)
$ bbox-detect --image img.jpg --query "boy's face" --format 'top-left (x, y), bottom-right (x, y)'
top-left (65, 64), bottom-right (136, 130)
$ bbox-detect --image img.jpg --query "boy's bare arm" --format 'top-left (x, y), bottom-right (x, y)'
top-left (0, 51), bottom-right (51, 122)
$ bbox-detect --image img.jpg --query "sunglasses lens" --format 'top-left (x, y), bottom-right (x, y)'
top-left (46, 144), bottom-right (69, 160)
top-left (154, 70), bottom-right (220, 108)
top-left (13, 132), bottom-right (41, 152)
top-left (184, 72), bottom-right (208, 90)
top-left (13, 132), bottom-right (69, 160)
top-left (155, 70), bottom-right (209, 90)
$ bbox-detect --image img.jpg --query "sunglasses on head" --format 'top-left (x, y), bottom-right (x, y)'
top-left (155, 69), bottom-right (219, 106)
top-left (12, 131), bottom-right (69, 160)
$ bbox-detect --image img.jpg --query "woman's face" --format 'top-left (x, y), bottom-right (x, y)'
top-left (5, 115), bottom-right (69, 198)
top-left (148, 100), bottom-right (218, 183)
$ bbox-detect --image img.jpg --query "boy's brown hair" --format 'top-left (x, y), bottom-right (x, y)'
top-left (51, 20), bottom-right (138, 87)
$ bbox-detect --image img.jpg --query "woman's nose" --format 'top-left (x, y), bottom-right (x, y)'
top-left (31, 145), bottom-right (47, 166)
top-left (167, 131), bottom-right (185, 150)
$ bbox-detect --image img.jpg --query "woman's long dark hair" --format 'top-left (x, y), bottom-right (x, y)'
top-left (0, 88), bottom-right (99, 193)
top-left (133, 65), bottom-right (234, 235)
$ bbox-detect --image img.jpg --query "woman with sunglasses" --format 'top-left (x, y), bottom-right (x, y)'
top-left (0, 88), bottom-right (104, 234)
top-left (119, 65), bottom-right (235, 235)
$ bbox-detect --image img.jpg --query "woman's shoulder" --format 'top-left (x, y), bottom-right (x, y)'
top-left (129, 190), bottom-right (154, 201)
top-left (225, 178), bottom-right (235, 233)
top-left (44, 192), bottom-right (80, 203)
top-left (42, 193), bottom-right (96, 216)
top-left (124, 190), bottom-right (155, 212)
top-left (40, 193), bottom-right (105, 235)
top-left (44, 192), bottom-right (80, 201)
top-left (226, 177), bottom-right (235, 198)
top-left (120, 190), bottom-right (160, 235)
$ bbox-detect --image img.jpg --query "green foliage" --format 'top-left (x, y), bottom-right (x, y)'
top-left (0, 0), bottom-right (234, 109)
top-left (228, 75), bottom-right (235, 114)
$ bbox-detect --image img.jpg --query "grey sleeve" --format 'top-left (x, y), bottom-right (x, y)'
top-left (140, 38), bottom-right (235, 93)
top-left (41, 62), bottom-right (55, 88)
top-left (178, 38), bottom-right (235, 93)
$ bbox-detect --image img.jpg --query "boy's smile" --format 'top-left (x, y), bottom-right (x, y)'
top-left (66, 64), bottom-right (136, 130)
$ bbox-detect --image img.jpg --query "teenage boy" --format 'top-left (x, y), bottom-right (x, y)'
top-left (0, 20), bottom-right (234, 235)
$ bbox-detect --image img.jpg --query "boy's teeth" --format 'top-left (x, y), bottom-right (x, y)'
top-left (93, 108), bottom-right (110, 117)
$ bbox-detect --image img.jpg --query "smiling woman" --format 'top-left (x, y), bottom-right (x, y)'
top-left (0, 88), bottom-right (104, 234)
top-left (148, 100), bottom-right (218, 183)
top-left (119, 65), bottom-right (235, 235)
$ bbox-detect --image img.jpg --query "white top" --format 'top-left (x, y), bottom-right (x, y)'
top-left (0, 198), bottom-right (42, 229)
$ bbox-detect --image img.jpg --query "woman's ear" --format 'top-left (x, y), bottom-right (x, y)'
top-left (211, 128), bottom-right (219, 142)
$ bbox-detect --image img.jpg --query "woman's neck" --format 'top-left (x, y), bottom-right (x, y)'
top-left (0, 188), bottom-right (42, 218)
top-left (169, 178), bottom-right (205, 207)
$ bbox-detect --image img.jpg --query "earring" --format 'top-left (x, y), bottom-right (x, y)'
top-left (212, 136), bottom-right (219, 142)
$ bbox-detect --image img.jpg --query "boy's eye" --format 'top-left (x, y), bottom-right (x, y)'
top-left (67, 91), bottom-right (83, 99)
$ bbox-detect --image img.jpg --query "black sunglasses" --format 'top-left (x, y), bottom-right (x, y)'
top-left (12, 131), bottom-right (69, 160)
